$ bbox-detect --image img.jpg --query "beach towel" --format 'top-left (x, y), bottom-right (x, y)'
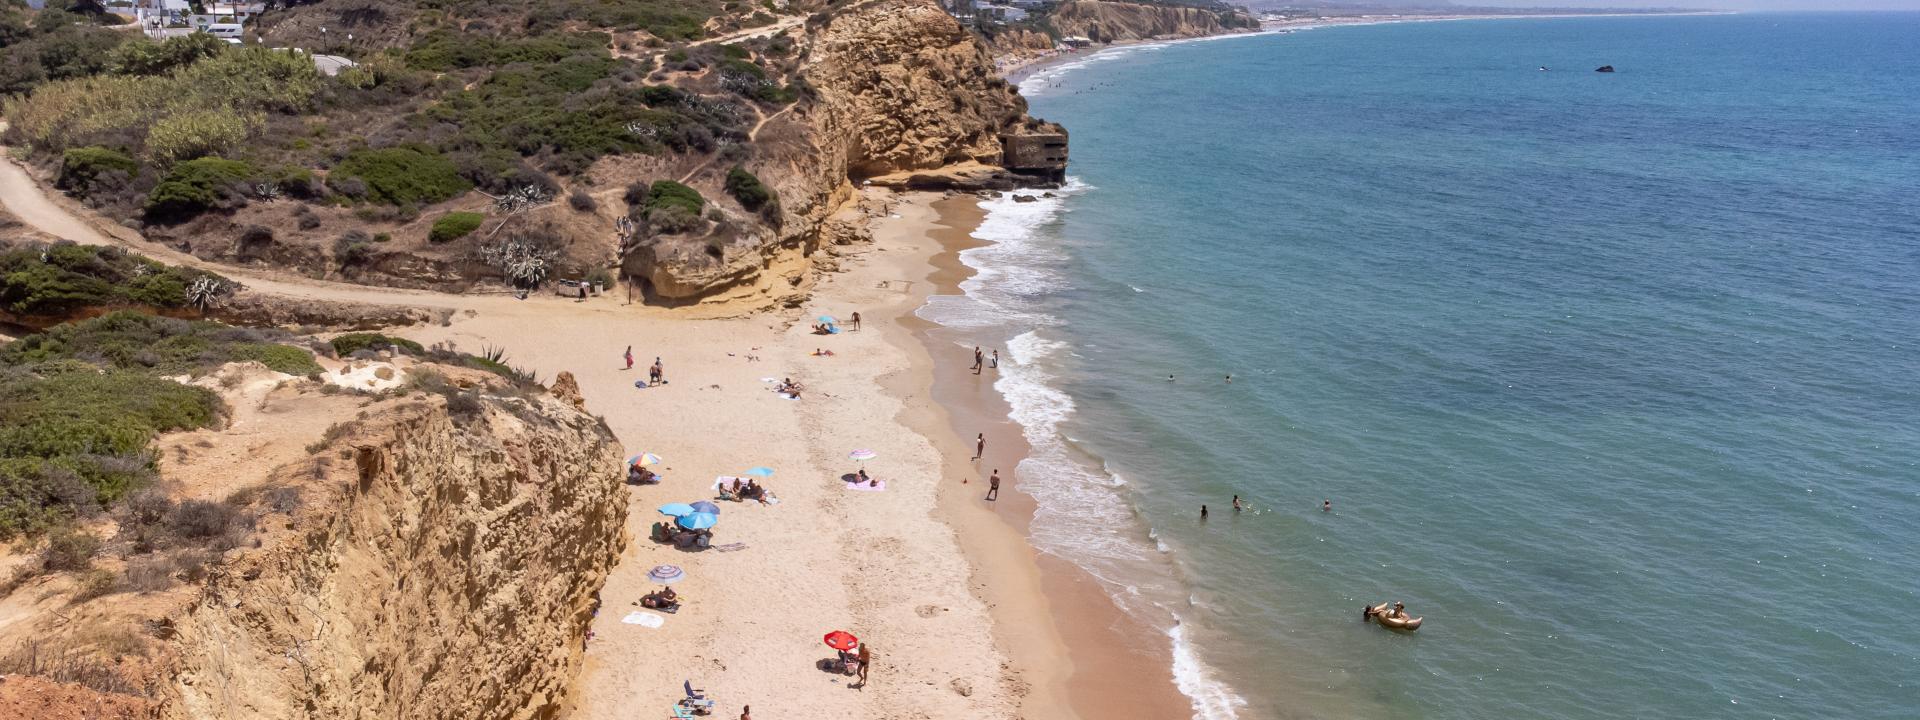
top-left (621, 612), bottom-right (665, 628)
top-left (760, 377), bottom-right (777, 383)
top-left (845, 480), bottom-right (887, 492)
top-left (778, 393), bottom-right (798, 400)
top-left (712, 476), bottom-right (742, 490)
top-left (714, 542), bottom-right (748, 552)
top-left (633, 380), bottom-right (651, 389)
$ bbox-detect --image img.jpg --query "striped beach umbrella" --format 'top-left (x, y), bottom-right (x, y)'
top-left (645, 565), bottom-right (686, 584)
top-left (848, 449), bottom-right (877, 461)
top-left (627, 452), bottom-right (663, 467)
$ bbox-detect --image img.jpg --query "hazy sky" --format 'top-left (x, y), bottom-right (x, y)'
top-left (1467, 0), bottom-right (1920, 8)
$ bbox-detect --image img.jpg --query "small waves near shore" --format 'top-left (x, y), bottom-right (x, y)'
top-left (932, 11), bottom-right (1920, 720)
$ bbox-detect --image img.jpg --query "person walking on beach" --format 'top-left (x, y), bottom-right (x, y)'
top-left (990, 349), bottom-right (999, 369)
top-left (972, 346), bottom-right (984, 374)
top-left (854, 643), bottom-right (872, 687)
top-left (624, 345), bottom-right (634, 371)
top-left (851, 312), bottom-right (862, 331)
top-left (740, 706), bottom-right (751, 720)
top-left (974, 433), bottom-right (986, 461)
top-left (986, 470), bottom-right (1000, 501)
top-left (650, 357), bottom-right (666, 385)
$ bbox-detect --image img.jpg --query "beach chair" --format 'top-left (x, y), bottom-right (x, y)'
top-left (682, 680), bottom-right (715, 712)
top-left (668, 704), bottom-right (695, 719)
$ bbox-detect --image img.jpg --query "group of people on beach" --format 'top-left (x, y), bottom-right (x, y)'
top-left (1201, 496), bottom-right (1332, 518)
top-left (624, 347), bottom-right (667, 385)
top-left (970, 346), bottom-right (1000, 375)
top-left (721, 477), bottom-right (773, 504)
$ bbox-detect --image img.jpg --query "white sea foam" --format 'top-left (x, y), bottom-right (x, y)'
top-left (916, 177), bottom-right (1249, 718)
top-left (1171, 622), bottom-right (1251, 719)
top-left (1019, 28), bottom-right (1296, 97)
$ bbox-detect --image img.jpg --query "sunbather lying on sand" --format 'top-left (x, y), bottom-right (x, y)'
top-left (641, 587), bottom-right (679, 611)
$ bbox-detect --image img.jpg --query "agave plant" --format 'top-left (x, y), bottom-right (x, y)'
top-left (492, 185), bottom-right (551, 215)
top-left (479, 235), bottom-right (558, 288)
top-left (184, 276), bottom-right (231, 314)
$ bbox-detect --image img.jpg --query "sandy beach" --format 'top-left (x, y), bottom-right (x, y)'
top-left (387, 191), bottom-right (1190, 719)
top-left (4, 129), bottom-right (1185, 717)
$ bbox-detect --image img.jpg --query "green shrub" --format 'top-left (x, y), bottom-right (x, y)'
top-left (145, 108), bottom-right (252, 164)
top-left (56, 146), bottom-right (138, 195)
top-left (0, 240), bottom-right (228, 316)
top-left (0, 366), bottom-right (221, 538)
top-left (143, 156), bottom-right (251, 221)
top-left (0, 310), bottom-right (306, 376)
top-left (429, 211), bottom-right (485, 243)
top-left (332, 147), bottom-right (470, 206)
top-left (329, 333), bottom-right (424, 357)
top-left (110, 33), bottom-right (224, 76)
top-left (226, 344), bottom-right (323, 375)
top-left (724, 165), bottom-right (776, 213)
top-left (645, 180), bottom-right (704, 215)
top-left (4, 46), bottom-right (318, 160)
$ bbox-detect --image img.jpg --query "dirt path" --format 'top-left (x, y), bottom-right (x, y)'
top-left (0, 151), bottom-right (522, 315)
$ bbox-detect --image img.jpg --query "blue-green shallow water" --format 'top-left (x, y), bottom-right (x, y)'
top-left (922, 13), bottom-right (1920, 720)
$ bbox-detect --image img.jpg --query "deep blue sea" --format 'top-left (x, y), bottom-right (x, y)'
top-left (920, 12), bottom-right (1920, 720)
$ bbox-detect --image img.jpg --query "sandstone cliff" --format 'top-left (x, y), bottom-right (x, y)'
top-left (0, 368), bottom-right (627, 719)
top-left (624, 0), bottom-right (1063, 307)
top-left (160, 382), bottom-right (627, 720)
top-left (1045, 0), bottom-right (1258, 44)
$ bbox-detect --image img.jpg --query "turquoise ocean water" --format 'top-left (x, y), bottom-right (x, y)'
top-left (919, 13), bottom-right (1920, 720)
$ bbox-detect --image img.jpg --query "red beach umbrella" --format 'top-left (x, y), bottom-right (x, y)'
top-left (823, 630), bottom-right (859, 651)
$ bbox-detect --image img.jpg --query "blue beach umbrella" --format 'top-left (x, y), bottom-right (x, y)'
top-left (690, 500), bottom-right (721, 515)
top-left (817, 315), bottom-right (836, 324)
top-left (676, 512), bottom-right (719, 530)
top-left (744, 467), bottom-right (775, 478)
top-left (657, 503), bottom-right (696, 517)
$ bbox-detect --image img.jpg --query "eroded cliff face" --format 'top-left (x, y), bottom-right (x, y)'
top-left (158, 382), bottom-right (627, 720)
top-left (1045, 0), bottom-right (1258, 44)
top-left (804, 1), bottom-right (1034, 178)
top-left (628, 0), bottom-right (1058, 307)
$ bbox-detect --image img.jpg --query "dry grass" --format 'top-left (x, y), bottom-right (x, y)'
top-left (0, 639), bottom-right (153, 697)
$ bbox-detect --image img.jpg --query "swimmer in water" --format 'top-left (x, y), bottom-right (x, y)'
top-left (1323, 499), bottom-right (1331, 512)
top-left (1232, 495), bottom-right (1243, 512)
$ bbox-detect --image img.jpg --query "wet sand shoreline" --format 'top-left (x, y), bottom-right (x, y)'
top-left (899, 195), bottom-right (1193, 720)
